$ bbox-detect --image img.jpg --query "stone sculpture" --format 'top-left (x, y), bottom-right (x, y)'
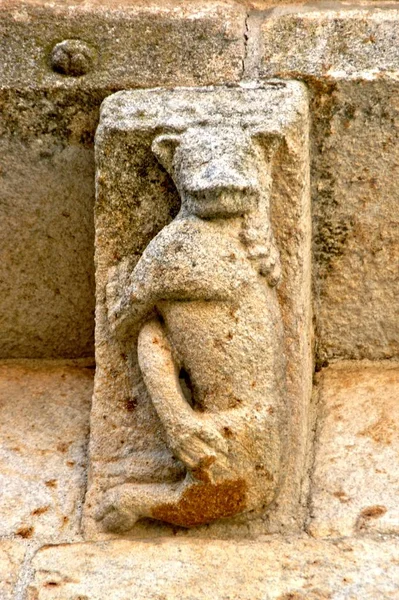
top-left (95, 123), bottom-right (288, 532)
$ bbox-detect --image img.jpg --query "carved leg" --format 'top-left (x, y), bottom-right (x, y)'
top-left (96, 472), bottom-right (247, 531)
top-left (95, 478), bottom-right (190, 533)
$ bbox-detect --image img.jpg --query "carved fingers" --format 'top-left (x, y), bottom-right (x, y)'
top-left (167, 419), bottom-right (229, 474)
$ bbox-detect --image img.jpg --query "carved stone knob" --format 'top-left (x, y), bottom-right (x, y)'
top-left (50, 39), bottom-right (95, 77)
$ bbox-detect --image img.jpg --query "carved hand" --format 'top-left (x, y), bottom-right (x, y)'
top-left (166, 417), bottom-right (229, 473)
top-left (106, 260), bottom-right (151, 341)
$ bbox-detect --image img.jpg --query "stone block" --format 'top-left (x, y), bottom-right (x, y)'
top-left (0, 540), bottom-right (25, 600)
top-left (257, 7), bottom-right (399, 362)
top-left (0, 1), bottom-right (246, 89)
top-left (85, 82), bottom-right (312, 538)
top-left (0, 90), bottom-right (97, 358)
top-left (309, 362), bottom-right (399, 538)
top-left (312, 79), bottom-right (399, 362)
top-left (258, 6), bottom-right (399, 79)
top-left (27, 535), bottom-right (399, 599)
top-left (0, 360), bottom-right (93, 542)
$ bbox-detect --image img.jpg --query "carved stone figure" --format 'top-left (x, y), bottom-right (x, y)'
top-left (95, 124), bottom-right (288, 532)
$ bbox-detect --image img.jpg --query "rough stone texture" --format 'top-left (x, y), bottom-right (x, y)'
top-left (309, 361), bottom-right (399, 538)
top-left (258, 6), bottom-right (399, 78)
top-left (2, 3), bottom-right (399, 361)
top-left (312, 79), bottom-right (399, 362)
top-left (0, 360), bottom-right (93, 542)
top-left (85, 83), bottom-right (312, 539)
top-left (0, 91), bottom-right (97, 358)
top-left (256, 6), bottom-right (399, 362)
top-left (0, 540), bottom-right (25, 600)
top-left (0, 1), bottom-right (245, 89)
top-left (27, 535), bottom-right (399, 599)
top-left (0, 0), bottom-right (245, 359)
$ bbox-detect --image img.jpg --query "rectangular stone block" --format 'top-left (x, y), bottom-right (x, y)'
top-left (257, 7), bottom-right (399, 362)
top-left (0, 1), bottom-right (246, 89)
top-left (258, 6), bottom-right (399, 79)
top-left (309, 362), bottom-right (399, 538)
top-left (27, 536), bottom-right (399, 599)
top-left (85, 82), bottom-right (312, 538)
top-left (312, 78), bottom-right (399, 362)
top-left (0, 360), bottom-right (93, 543)
top-left (0, 90), bottom-right (97, 358)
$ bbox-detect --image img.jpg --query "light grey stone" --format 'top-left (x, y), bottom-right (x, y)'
top-left (258, 6), bottom-right (399, 80)
top-left (309, 361), bottom-right (399, 538)
top-left (0, 360), bottom-right (93, 542)
top-left (27, 535), bottom-right (399, 599)
top-left (85, 82), bottom-right (312, 538)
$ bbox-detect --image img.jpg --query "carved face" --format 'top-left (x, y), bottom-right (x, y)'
top-left (152, 127), bottom-right (261, 219)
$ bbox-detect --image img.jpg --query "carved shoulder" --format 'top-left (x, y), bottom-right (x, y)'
top-left (130, 218), bottom-right (256, 303)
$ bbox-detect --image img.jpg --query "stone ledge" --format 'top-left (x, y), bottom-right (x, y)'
top-left (0, 1), bottom-right (246, 89)
top-left (27, 535), bottom-right (399, 599)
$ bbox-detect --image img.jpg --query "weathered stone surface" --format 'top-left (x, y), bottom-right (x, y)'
top-left (0, 0), bottom-right (245, 359)
top-left (0, 91), bottom-right (97, 358)
top-left (85, 82), bottom-right (312, 538)
top-left (258, 6), bottom-right (399, 79)
top-left (2, 3), bottom-right (399, 361)
top-left (0, 1), bottom-right (245, 89)
top-left (27, 535), bottom-right (399, 599)
top-left (256, 7), bottom-right (399, 362)
top-left (309, 362), bottom-right (399, 538)
top-left (0, 360), bottom-right (93, 542)
top-left (311, 79), bottom-right (399, 362)
top-left (0, 540), bottom-right (25, 600)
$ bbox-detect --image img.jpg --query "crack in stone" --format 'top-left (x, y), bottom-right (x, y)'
top-left (241, 10), bottom-right (249, 79)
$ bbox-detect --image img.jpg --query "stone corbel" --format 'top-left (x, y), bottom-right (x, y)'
top-left (85, 83), bottom-right (312, 538)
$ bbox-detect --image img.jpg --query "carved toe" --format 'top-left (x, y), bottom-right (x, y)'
top-left (95, 489), bottom-right (139, 533)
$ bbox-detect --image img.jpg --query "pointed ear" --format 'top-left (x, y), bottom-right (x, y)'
top-left (251, 131), bottom-right (283, 162)
top-left (151, 134), bottom-right (181, 174)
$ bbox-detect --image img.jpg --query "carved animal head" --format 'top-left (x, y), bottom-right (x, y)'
top-left (152, 125), bottom-right (282, 286)
top-left (152, 126), bottom-right (268, 219)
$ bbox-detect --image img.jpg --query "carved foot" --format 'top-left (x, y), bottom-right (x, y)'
top-left (95, 485), bottom-right (140, 533)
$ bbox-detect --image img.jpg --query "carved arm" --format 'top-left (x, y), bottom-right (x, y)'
top-left (137, 319), bottom-right (228, 471)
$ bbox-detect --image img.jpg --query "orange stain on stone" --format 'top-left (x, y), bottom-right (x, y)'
top-left (152, 479), bottom-right (246, 528)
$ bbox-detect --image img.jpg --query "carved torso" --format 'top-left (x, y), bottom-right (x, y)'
top-left (96, 125), bottom-right (288, 531)
top-left (132, 216), bottom-right (285, 413)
